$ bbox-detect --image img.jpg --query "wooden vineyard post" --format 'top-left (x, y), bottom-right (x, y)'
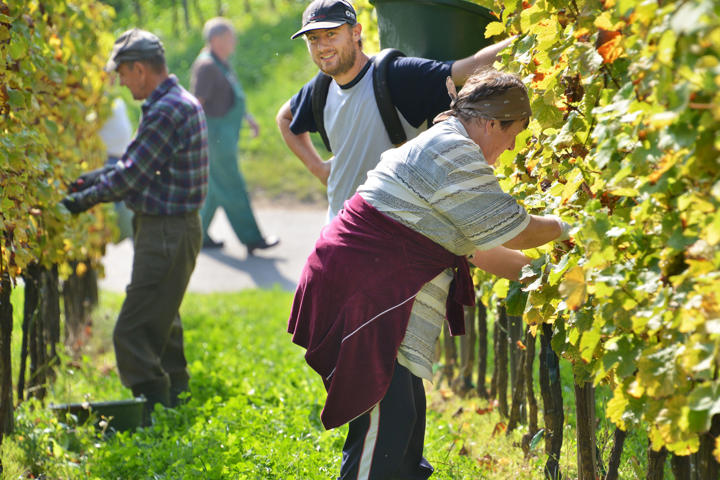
top-left (18, 264), bottom-right (40, 402)
top-left (646, 446), bottom-right (667, 480)
top-left (0, 272), bottom-right (14, 443)
top-left (495, 303), bottom-right (509, 418)
top-left (539, 322), bottom-right (563, 479)
top-left (476, 301), bottom-right (489, 398)
top-left (604, 427), bottom-right (627, 480)
top-left (574, 380), bottom-right (598, 480)
top-left (696, 415), bottom-right (720, 479)
top-left (522, 327), bottom-right (539, 455)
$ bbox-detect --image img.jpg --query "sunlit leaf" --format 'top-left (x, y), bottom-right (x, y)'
top-left (559, 266), bottom-right (587, 310)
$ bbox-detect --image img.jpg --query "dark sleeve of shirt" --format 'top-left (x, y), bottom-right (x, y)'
top-left (388, 57), bottom-right (455, 128)
top-left (83, 107), bottom-right (178, 204)
top-left (288, 73), bottom-right (322, 135)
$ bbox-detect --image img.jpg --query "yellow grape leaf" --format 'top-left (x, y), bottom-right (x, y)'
top-left (714, 437), bottom-right (720, 465)
top-left (593, 11), bottom-right (625, 31)
top-left (559, 266), bottom-right (587, 310)
top-left (484, 21), bottom-right (505, 38)
top-left (706, 211), bottom-right (720, 246)
top-left (606, 387), bottom-right (629, 429)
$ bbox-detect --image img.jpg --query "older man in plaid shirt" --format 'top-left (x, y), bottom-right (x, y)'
top-left (63, 28), bottom-right (208, 419)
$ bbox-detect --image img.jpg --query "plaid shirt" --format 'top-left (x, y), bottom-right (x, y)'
top-left (84, 75), bottom-right (208, 215)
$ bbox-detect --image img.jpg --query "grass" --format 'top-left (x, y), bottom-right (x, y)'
top-left (2, 288), bottom-right (663, 479)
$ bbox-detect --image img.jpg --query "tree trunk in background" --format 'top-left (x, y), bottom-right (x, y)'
top-left (476, 301), bottom-right (488, 398)
top-left (604, 427), bottom-right (627, 480)
top-left (132, 0), bottom-right (142, 25)
top-left (171, 0), bottom-right (179, 36)
top-left (0, 272), bottom-right (14, 440)
top-left (192, 0), bottom-right (204, 27)
top-left (696, 415), bottom-right (720, 480)
top-left (18, 264), bottom-right (40, 402)
top-left (495, 303), bottom-right (509, 418)
top-left (574, 380), bottom-right (597, 480)
top-left (62, 262), bottom-right (97, 353)
top-left (521, 327), bottom-right (539, 454)
top-left (646, 447), bottom-right (667, 480)
top-left (216, 0), bottom-right (223, 16)
top-left (181, 0), bottom-right (191, 29)
top-left (244, 0), bottom-right (251, 13)
top-left (539, 322), bottom-right (563, 480)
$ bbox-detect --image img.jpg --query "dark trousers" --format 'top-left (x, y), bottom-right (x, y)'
top-left (113, 212), bottom-right (201, 397)
top-left (339, 363), bottom-right (434, 480)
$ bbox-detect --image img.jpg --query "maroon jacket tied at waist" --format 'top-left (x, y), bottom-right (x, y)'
top-left (288, 193), bottom-right (475, 429)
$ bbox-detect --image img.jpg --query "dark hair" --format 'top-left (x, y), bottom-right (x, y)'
top-left (452, 69), bottom-right (529, 130)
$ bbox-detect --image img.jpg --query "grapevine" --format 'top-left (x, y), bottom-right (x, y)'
top-left (471, 0), bottom-right (719, 460)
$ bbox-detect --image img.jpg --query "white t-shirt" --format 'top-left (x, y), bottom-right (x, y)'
top-left (323, 64), bottom-right (423, 218)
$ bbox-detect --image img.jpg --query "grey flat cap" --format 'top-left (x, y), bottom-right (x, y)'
top-left (105, 28), bottom-right (165, 72)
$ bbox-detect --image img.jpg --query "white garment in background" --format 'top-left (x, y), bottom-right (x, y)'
top-left (99, 97), bottom-right (134, 157)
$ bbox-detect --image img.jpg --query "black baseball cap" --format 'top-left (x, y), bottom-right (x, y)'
top-left (105, 28), bottom-right (165, 72)
top-left (291, 0), bottom-right (357, 39)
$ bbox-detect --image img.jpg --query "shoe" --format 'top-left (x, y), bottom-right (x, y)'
top-left (247, 235), bottom-right (280, 256)
top-left (202, 237), bottom-right (224, 249)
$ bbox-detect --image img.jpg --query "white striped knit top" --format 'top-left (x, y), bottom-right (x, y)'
top-left (357, 116), bottom-right (529, 380)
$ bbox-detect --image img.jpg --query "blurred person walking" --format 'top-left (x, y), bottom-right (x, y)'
top-left (191, 17), bottom-right (279, 254)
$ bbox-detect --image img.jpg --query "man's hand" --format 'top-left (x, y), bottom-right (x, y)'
top-left (60, 192), bottom-right (93, 214)
top-left (314, 158), bottom-right (332, 186)
top-left (246, 114), bottom-right (260, 138)
top-left (68, 165), bottom-right (113, 193)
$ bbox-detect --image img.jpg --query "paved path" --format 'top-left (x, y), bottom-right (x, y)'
top-left (100, 207), bottom-right (327, 293)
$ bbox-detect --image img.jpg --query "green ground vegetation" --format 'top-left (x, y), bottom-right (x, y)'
top-left (2, 289), bottom-right (658, 478)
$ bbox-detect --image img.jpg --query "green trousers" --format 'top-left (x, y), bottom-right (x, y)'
top-left (113, 211), bottom-right (201, 395)
top-left (200, 127), bottom-right (263, 246)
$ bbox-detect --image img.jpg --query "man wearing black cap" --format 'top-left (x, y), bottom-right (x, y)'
top-left (62, 28), bottom-right (209, 419)
top-left (276, 0), bottom-right (513, 477)
top-left (277, 0), bottom-right (512, 222)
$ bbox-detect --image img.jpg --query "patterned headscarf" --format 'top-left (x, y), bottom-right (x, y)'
top-left (434, 76), bottom-right (532, 124)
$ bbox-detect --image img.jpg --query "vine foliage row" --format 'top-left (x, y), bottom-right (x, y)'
top-left (0, 0), bottom-right (116, 443)
top-left (471, 0), bottom-right (720, 462)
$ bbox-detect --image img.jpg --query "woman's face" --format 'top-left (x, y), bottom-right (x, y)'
top-left (471, 118), bottom-right (527, 165)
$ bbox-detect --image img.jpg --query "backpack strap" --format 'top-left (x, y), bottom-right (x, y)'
top-left (311, 71), bottom-right (333, 152)
top-left (373, 48), bottom-right (407, 146)
top-left (310, 48), bottom-right (407, 153)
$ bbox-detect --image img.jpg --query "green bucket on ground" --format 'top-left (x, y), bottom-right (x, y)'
top-left (369, 0), bottom-right (498, 61)
top-left (50, 397), bottom-right (146, 433)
